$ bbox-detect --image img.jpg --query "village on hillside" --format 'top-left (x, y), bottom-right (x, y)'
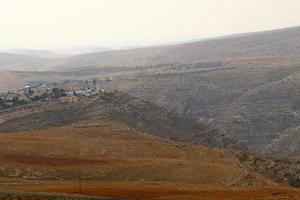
top-left (0, 77), bottom-right (109, 110)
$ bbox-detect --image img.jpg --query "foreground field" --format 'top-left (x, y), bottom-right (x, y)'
top-left (0, 120), bottom-right (299, 199)
top-left (0, 120), bottom-right (263, 185)
top-left (1, 180), bottom-right (300, 200)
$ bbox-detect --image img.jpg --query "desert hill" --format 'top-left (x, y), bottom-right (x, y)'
top-left (0, 120), bottom-right (300, 199)
top-left (0, 93), bottom-right (299, 185)
top-left (0, 53), bottom-right (50, 71)
top-left (0, 120), bottom-right (299, 199)
top-left (0, 93), bottom-right (300, 199)
top-left (55, 27), bottom-right (300, 70)
top-left (1, 26), bottom-right (300, 71)
top-left (0, 91), bottom-right (241, 149)
top-left (2, 26), bottom-right (300, 158)
top-left (265, 125), bottom-right (300, 158)
top-left (0, 120), bottom-right (259, 185)
top-left (95, 58), bottom-right (300, 157)
top-left (1, 49), bottom-right (64, 59)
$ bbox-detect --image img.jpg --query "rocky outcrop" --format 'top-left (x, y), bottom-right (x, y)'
top-left (234, 151), bottom-right (300, 187)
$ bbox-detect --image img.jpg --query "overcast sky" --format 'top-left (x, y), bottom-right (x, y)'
top-left (0, 0), bottom-right (299, 49)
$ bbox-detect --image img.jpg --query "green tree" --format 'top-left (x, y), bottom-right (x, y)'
top-left (41, 92), bottom-right (49, 101)
top-left (12, 96), bottom-right (19, 106)
top-left (52, 88), bottom-right (66, 98)
top-left (0, 98), bottom-right (4, 108)
top-left (28, 89), bottom-right (34, 96)
top-left (32, 95), bottom-right (41, 101)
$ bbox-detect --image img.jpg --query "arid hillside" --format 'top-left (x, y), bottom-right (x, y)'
top-left (0, 120), bottom-right (299, 199)
top-left (0, 93), bottom-right (300, 199)
top-left (0, 120), bottom-right (259, 185)
top-left (0, 92), bottom-right (240, 149)
top-left (1, 26), bottom-right (300, 71)
top-left (265, 125), bottom-right (300, 158)
top-left (1, 49), bottom-right (64, 59)
top-left (0, 53), bottom-right (51, 71)
top-left (2, 27), bottom-right (300, 158)
top-left (94, 60), bottom-right (300, 157)
top-left (55, 26), bottom-right (300, 70)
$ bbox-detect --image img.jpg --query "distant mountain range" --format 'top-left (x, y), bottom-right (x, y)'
top-left (56, 26), bottom-right (300, 70)
top-left (0, 46), bottom-right (114, 70)
top-left (0, 26), bottom-right (300, 71)
top-left (50, 46), bottom-right (113, 55)
top-left (1, 46), bottom-right (114, 58)
top-left (1, 49), bottom-right (64, 59)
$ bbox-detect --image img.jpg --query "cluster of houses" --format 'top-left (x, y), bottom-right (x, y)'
top-left (0, 78), bottom-right (107, 109)
top-left (59, 88), bottom-right (106, 103)
top-left (0, 87), bottom-right (51, 108)
top-left (0, 92), bottom-right (26, 107)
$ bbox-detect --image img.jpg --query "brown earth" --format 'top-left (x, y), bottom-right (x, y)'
top-left (0, 120), bottom-right (257, 185)
top-left (0, 94), bottom-right (300, 187)
top-left (0, 120), bottom-right (299, 199)
top-left (1, 180), bottom-right (300, 200)
top-left (0, 120), bottom-right (271, 197)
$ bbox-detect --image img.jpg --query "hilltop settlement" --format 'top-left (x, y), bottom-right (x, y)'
top-left (0, 78), bottom-right (107, 110)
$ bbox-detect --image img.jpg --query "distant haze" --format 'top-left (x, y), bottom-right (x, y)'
top-left (0, 0), bottom-right (299, 49)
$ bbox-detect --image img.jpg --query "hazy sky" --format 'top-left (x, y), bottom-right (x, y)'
top-left (0, 0), bottom-right (299, 49)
